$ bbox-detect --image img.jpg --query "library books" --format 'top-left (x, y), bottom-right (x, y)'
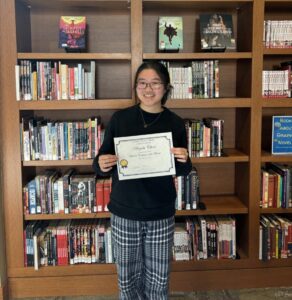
top-left (158, 16), bottom-right (183, 51)
top-left (15, 60), bottom-right (95, 101)
top-left (259, 214), bottom-right (292, 260)
top-left (59, 16), bottom-right (86, 50)
top-left (175, 167), bottom-right (200, 210)
top-left (20, 117), bottom-right (103, 161)
top-left (184, 118), bottom-right (224, 158)
top-left (173, 216), bottom-right (236, 261)
top-left (161, 60), bottom-right (220, 99)
top-left (261, 163), bottom-right (292, 209)
top-left (264, 20), bottom-right (292, 49)
top-left (24, 219), bottom-right (114, 268)
top-left (200, 13), bottom-right (236, 51)
top-left (262, 70), bottom-right (290, 98)
top-left (23, 171), bottom-right (112, 215)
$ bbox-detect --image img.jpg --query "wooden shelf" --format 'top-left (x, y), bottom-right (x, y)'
top-left (176, 195), bottom-right (248, 215)
top-left (18, 0), bottom-right (130, 9)
top-left (24, 212), bottom-right (111, 221)
top-left (18, 99), bottom-right (134, 110)
top-left (260, 208), bottom-right (292, 214)
top-left (143, 0), bottom-right (253, 10)
top-left (143, 52), bottom-right (252, 60)
top-left (24, 195), bottom-right (247, 220)
top-left (166, 99), bottom-right (251, 108)
top-left (263, 48), bottom-right (292, 56)
top-left (23, 160), bottom-right (93, 167)
top-left (262, 98), bottom-right (292, 107)
top-left (22, 148), bottom-right (248, 167)
top-left (191, 148), bottom-right (249, 163)
top-left (17, 53), bottom-right (132, 60)
top-left (261, 151), bottom-right (292, 162)
top-left (8, 257), bottom-right (249, 279)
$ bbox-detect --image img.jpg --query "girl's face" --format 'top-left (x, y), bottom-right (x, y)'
top-left (136, 69), bottom-right (166, 112)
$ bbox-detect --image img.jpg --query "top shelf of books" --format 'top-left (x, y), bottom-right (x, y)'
top-left (15, 0), bottom-right (253, 54)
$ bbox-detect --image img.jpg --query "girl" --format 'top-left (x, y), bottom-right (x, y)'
top-left (93, 61), bottom-right (192, 299)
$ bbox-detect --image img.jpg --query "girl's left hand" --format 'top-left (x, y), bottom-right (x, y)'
top-left (171, 147), bottom-right (189, 163)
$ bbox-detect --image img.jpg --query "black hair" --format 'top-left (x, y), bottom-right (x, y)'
top-left (134, 61), bottom-right (172, 105)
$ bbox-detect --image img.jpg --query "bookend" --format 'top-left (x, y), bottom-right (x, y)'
top-left (198, 201), bottom-right (206, 210)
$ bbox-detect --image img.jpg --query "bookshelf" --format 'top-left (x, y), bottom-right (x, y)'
top-left (0, 0), bottom-right (291, 298)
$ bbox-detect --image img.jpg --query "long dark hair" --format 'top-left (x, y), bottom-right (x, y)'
top-left (134, 61), bottom-right (172, 105)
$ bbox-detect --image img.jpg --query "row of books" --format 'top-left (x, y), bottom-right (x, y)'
top-left (162, 60), bottom-right (220, 99)
top-left (263, 20), bottom-right (292, 49)
top-left (262, 70), bottom-right (290, 98)
top-left (26, 214), bottom-right (237, 269)
top-left (21, 117), bottom-right (103, 161)
top-left (15, 60), bottom-right (96, 101)
top-left (174, 168), bottom-right (200, 210)
top-left (259, 214), bottom-right (292, 261)
top-left (23, 170), bottom-right (111, 215)
top-left (261, 163), bottom-right (292, 209)
top-left (173, 215), bottom-right (236, 261)
top-left (185, 118), bottom-right (224, 157)
top-left (24, 219), bottom-right (113, 269)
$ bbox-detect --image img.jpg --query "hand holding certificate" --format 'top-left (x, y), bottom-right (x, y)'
top-left (114, 132), bottom-right (176, 180)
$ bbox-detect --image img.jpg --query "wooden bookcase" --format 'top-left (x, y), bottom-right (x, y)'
top-left (0, 0), bottom-right (292, 298)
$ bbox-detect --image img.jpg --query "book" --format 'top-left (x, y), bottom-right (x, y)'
top-left (200, 13), bottom-right (236, 51)
top-left (158, 16), bottom-right (183, 51)
top-left (59, 16), bottom-right (86, 50)
top-left (272, 116), bottom-right (292, 155)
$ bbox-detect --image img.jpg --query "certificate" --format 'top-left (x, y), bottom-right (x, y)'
top-left (114, 132), bottom-right (176, 180)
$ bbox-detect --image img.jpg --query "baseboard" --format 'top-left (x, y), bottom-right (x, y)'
top-left (0, 282), bottom-right (8, 300)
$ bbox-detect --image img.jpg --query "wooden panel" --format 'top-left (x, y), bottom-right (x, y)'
top-left (29, 6), bottom-right (130, 53)
top-left (176, 195), bottom-right (248, 215)
top-left (19, 99), bottom-right (134, 110)
top-left (261, 150), bottom-right (292, 162)
top-left (0, 283), bottom-right (8, 300)
top-left (143, 53), bottom-right (252, 59)
top-left (176, 108), bottom-right (236, 148)
top-left (195, 164), bottom-right (235, 195)
top-left (9, 274), bottom-right (119, 298)
top-left (8, 267), bottom-right (292, 298)
top-left (170, 267), bottom-right (292, 291)
top-left (247, 0), bottom-right (265, 260)
top-left (18, 53), bottom-right (132, 59)
top-left (166, 98), bottom-right (252, 108)
top-left (191, 148), bottom-right (249, 163)
top-left (0, 0), bottom-right (24, 269)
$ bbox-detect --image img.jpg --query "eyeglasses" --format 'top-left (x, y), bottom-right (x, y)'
top-left (136, 81), bottom-right (164, 90)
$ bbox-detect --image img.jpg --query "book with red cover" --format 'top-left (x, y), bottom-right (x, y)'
top-left (59, 16), bottom-right (86, 50)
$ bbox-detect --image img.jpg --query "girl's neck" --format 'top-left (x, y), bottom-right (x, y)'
top-left (139, 103), bottom-right (163, 113)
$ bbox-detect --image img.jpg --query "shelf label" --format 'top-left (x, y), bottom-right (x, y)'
top-left (272, 116), bottom-right (292, 155)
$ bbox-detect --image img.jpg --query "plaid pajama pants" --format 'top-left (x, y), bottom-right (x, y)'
top-left (111, 213), bottom-right (175, 300)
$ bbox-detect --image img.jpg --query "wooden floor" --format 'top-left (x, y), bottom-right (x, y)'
top-left (11, 287), bottom-right (292, 300)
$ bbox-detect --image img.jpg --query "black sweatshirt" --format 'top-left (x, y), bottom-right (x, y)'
top-left (92, 104), bottom-right (192, 221)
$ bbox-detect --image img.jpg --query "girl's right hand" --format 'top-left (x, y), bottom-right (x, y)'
top-left (98, 154), bottom-right (118, 172)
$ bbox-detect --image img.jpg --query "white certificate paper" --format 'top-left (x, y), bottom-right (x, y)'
top-left (114, 132), bottom-right (176, 180)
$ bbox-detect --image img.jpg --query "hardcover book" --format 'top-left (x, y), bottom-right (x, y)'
top-left (158, 16), bottom-right (183, 51)
top-left (59, 16), bottom-right (86, 50)
top-left (200, 13), bottom-right (236, 51)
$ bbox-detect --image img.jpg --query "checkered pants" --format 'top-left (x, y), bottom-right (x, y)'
top-left (111, 214), bottom-right (175, 300)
